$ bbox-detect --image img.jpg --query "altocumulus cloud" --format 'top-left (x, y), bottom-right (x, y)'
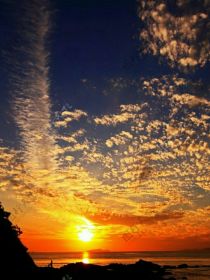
top-left (138, 0), bottom-right (210, 69)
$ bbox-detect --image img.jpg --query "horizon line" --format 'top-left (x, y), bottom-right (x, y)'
top-left (30, 248), bottom-right (210, 254)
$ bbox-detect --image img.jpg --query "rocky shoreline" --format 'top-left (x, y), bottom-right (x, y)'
top-left (33, 260), bottom-right (210, 280)
top-left (35, 259), bottom-right (172, 280)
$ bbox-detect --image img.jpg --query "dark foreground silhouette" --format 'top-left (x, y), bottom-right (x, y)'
top-left (0, 203), bottom-right (36, 279)
top-left (3, 203), bottom-right (208, 280)
top-left (3, 260), bottom-right (172, 280)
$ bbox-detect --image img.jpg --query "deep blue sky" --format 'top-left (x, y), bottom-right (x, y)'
top-left (50, 0), bottom-right (178, 112)
top-left (51, 0), bottom-right (143, 112)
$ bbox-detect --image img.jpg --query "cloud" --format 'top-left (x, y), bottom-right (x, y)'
top-left (94, 112), bottom-right (135, 126)
top-left (139, 0), bottom-right (210, 69)
top-left (55, 110), bottom-right (88, 128)
top-left (85, 211), bottom-right (184, 226)
top-left (94, 103), bottom-right (147, 126)
top-left (11, 0), bottom-right (58, 172)
top-left (105, 131), bottom-right (133, 147)
top-left (172, 93), bottom-right (210, 107)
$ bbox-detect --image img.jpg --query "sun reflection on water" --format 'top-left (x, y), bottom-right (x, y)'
top-left (82, 252), bottom-right (90, 264)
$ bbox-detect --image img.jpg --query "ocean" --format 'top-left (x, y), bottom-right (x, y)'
top-left (31, 251), bottom-right (210, 280)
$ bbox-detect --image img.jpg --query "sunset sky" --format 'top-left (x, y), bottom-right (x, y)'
top-left (0, 0), bottom-right (209, 252)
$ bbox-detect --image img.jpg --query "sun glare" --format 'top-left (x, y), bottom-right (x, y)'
top-left (78, 228), bottom-right (93, 242)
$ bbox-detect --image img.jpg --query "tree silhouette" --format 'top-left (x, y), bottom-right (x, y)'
top-left (0, 202), bottom-right (36, 278)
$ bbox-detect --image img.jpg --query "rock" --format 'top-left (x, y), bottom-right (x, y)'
top-left (177, 264), bottom-right (189, 268)
top-left (163, 265), bottom-right (176, 269)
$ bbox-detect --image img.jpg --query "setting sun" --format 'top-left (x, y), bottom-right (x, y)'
top-left (78, 228), bottom-right (93, 242)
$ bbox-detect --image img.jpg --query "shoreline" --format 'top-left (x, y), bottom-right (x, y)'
top-left (33, 259), bottom-right (210, 280)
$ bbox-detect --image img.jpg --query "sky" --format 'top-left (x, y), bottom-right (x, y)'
top-left (0, 0), bottom-right (210, 252)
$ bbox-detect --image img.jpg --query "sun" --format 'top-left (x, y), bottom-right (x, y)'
top-left (78, 228), bottom-right (93, 242)
top-left (76, 217), bottom-right (95, 242)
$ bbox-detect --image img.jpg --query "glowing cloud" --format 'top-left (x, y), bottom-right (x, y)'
top-left (139, 0), bottom-right (210, 69)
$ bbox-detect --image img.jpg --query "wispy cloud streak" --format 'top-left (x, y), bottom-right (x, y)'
top-left (11, 0), bottom-right (57, 171)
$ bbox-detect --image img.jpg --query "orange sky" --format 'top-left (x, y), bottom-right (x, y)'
top-left (21, 233), bottom-right (210, 252)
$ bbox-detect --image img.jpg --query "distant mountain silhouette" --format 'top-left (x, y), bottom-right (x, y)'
top-left (0, 203), bottom-right (36, 279)
top-left (179, 248), bottom-right (210, 252)
top-left (88, 249), bottom-right (111, 253)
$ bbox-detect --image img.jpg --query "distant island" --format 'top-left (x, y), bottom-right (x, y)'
top-left (87, 249), bottom-right (112, 253)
